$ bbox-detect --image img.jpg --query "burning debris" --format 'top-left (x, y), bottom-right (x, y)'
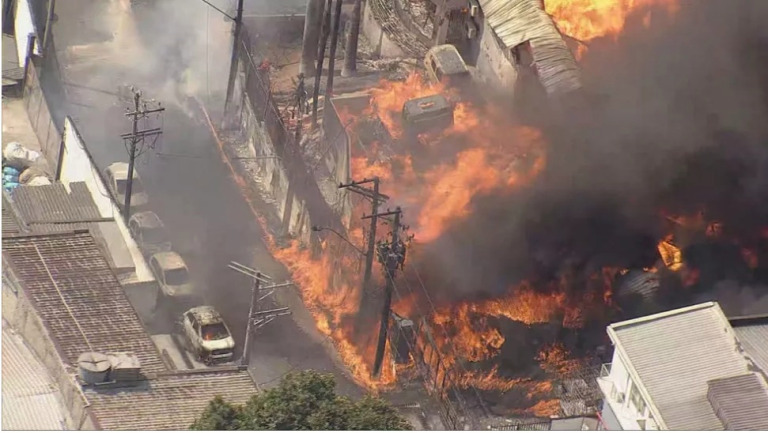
top-left (247, 0), bottom-right (768, 423)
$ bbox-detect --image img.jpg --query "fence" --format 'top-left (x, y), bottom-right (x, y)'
top-left (22, 61), bottom-right (62, 173)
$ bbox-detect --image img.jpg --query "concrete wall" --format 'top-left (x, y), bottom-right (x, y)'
top-left (13, 0), bottom-right (40, 66)
top-left (598, 350), bottom-right (657, 430)
top-left (1, 264), bottom-right (98, 430)
top-left (59, 117), bottom-right (154, 282)
top-left (473, 16), bottom-right (518, 95)
top-left (362, 0), bottom-right (406, 58)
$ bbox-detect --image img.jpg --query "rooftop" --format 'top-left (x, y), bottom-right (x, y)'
top-left (1, 322), bottom-right (68, 430)
top-left (607, 302), bottom-right (768, 430)
top-left (2, 231), bottom-right (167, 373)
top-left (84, 369), bottom-right (257, 430)
top-left (477, 0), bottom-right (581, 95)
top-left (2, 182), bottom-right (135, 273)
top-left (3, 230), bottom-right (261, 429)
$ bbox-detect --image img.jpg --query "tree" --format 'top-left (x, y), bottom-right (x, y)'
top-left (300, 0), bottom-right (324, 75)
top-left (342, 0), bottom-right (363, 77)
top-left (191, 371), bottom-right (412, 430)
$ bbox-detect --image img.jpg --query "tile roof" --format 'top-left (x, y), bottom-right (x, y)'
top-left (1, 323), bottom-right (68, 430)
top-left (2, 231), bottom-right (166, 373)
top-left (607, 302), bottom-right (758, 431)
top-left (84, 369), bottom-right (258, 430)
top-left (706, 373), bottom-right (768, 430)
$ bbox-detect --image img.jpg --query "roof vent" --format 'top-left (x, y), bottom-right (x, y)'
top-left (78, 352), bottom-right (111, 385)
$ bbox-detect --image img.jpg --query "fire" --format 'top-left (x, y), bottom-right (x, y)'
top-left (657, 234), bottom-right (683, 271)
top-left (545, 0), bottom-right (679, 57)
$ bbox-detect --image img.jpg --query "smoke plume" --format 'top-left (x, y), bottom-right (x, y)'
top-left (418, 0), bottom-right (768, 317)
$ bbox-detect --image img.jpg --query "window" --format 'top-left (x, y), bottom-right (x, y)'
top-left (201, 323), bottom-right (230, 341)
top-left (186, 312), bottom-right (197, 328)
top-left (142, 227), bottom-right (165, 244)
top-left (164, 267), bottom-right (189, 286)
top-left (115, 178), bottom-right (144, 194)
top-left (630, 384), bottom-right (647, 414)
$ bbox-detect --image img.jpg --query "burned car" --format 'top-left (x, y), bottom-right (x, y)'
top-left (181, 306), bottom-right (235, 364)
top-left (402, 94), bottom-right (454, 137)
top-left (128, 211), bottom-right (172, 257)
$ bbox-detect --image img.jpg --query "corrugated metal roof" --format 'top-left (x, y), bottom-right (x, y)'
top-left (2, 232), bottom-right (166, 373)
top-left (707, 374), bottom-right (768, 430)
top-left (1, 323), bottom-right (68, 430)
top-left (608, 302), bottom-right (756, 431)
top-left (12, 182), bottom-right (101, 224)
top-left (477, 0), bottom-right (582, 95)
top-left (732, 321), bottom-right (768, 374)
top-left (84, 370), bottom-right (258, 430)
top-left (2, 191), bottom-right (25, 237)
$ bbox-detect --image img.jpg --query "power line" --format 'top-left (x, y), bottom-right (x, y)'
top-left (121, 87), bottom-right (164, 222)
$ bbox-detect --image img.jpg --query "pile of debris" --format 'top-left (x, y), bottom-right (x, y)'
top-left (2, 142), bottom-right (51, 194)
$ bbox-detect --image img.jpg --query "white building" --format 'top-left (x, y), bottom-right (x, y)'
top-left (597, 302), bottom-right (768, 430)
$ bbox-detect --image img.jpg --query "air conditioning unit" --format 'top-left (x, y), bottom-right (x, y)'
top-left (466, 21), bottom-right (478, 39)
top-left (468, 0), bottom-right (480, 16)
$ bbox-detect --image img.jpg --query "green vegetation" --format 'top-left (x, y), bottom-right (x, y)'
top-left (191, 370), bottom-right (412, 430)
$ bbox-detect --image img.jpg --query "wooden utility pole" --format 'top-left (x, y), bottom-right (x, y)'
top-left (121, 88), bottom-right (164, 222)
top-left (325, 0), bottom-right (344, 97)
top-left (342, 0), bottom-right (362, 77)
top-left (311, 0), bottom-right (332, 128)
top-left (366, 207), bottom-right (405, 378)
top-left (339, 177), bottom-right (389, 306)
top-left (224, 0), bottom-right (245, 118)
top-left (228, 262), bottom-right (293, 366)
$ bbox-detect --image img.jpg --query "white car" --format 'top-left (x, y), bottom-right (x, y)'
top-left (148, 251), bottom-right (195, 299)
top-left (182, 306), bottom-right (235, 364)
top-left (104, 162), bottom-right (149, 210)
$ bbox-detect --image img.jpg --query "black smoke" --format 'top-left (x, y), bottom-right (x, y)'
top-left (414, 0), bottom-right (768, 318)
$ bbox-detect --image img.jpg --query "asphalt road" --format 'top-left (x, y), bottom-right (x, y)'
top-left (51, 0), bottom-right (362, 396)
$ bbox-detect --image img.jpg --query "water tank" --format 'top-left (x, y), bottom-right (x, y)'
top-left (107, 352), bottom-right (142, 382)
top-left (78, 352), bottom-right (111, 385)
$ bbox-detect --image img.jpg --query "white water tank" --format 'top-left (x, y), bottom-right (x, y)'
top-left (78, 352), bottom-right (111, 385)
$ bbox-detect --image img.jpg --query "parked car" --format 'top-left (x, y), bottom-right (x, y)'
top-left (128, 211), bottom-right (172, 257)
top-left (104, 162), bottom-right (149, 210)
top-left (148, 251), bottom-right (195, 299)
top-left (181, 306), bottom-right (235, 364)
top-left (424, 44), bottom-right (472, 93)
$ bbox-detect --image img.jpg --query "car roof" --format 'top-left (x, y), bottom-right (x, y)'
top-left (150, 251), bottom-right (187, 270)
top-left (129, 211), bottom-right (164, 228)
top-left (107, 162), bottom-right (140, 179)
top-left (427, 45), bottom-right (469, 75)
top-left (185, 305), bottom-right (225, 325)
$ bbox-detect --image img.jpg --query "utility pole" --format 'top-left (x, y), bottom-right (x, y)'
top-left (342, 0), bottom-right (362, 77)
top-left (121, 88), bottom-right (164, 222)
top-left (325, 0), bottom-right (344, 97)
top-left (365, 206), bottom-right (407, 378)
top-left (228, 262), bottom-right (293, 366)
top-left (224, 0), bottom-right (245, 119)
top-left (339, 177), bottom-right (389, 308)
top-left (311, 0), bottom-right (332, 128)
